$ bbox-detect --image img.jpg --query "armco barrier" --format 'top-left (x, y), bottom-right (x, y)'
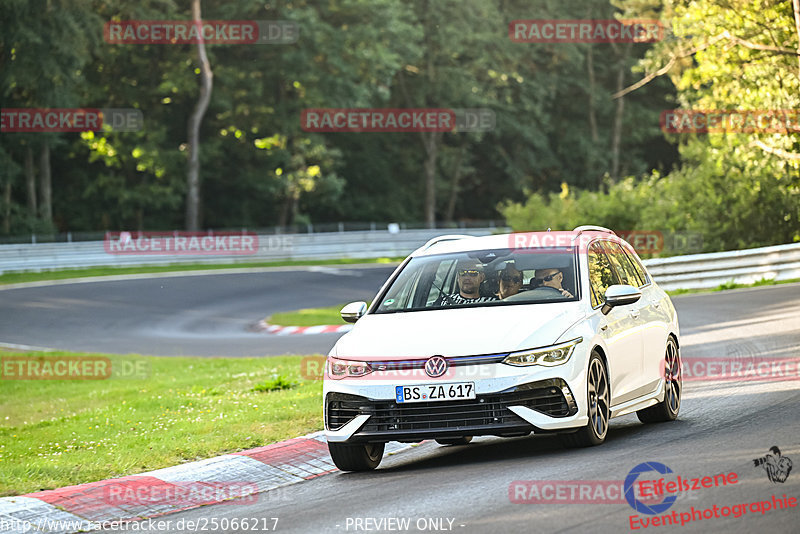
top-left (0, 231), bottom-right (798, 291)
top-left (642, 242), bottom-right (800, 291)
top-left (0, 228), bottom-right (503, 274)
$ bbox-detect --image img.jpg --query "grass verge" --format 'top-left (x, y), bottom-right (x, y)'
top-left (268, 304), bottom-right (351, 327)
top-left (0, 257), bottom-right (402, 286)
top-left (268, 301), bottom-right (375, 327)
top-left (666, 277), bottom-right (800, 297)
top-left (0, 349), bottom-right (324, 497)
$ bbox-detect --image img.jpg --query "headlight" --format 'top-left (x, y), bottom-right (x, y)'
top-left (503, 337), bottom-right (583, 367)
top-left (327, 356), bottom-right (373, 379)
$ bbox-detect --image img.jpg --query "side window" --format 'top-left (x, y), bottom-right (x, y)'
top-left (383, 267), bottom-right (420, 310)
top-left (623, 248), bottom-right (650, 286)
top-left (603, 241), bottom-right (643, 287)
top-left (426, 259), bottom-right (457, 306)
top-left (588, 242), bottom-right (618, 308)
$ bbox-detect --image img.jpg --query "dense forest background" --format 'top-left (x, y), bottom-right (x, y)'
top-left (1, 0), bottom-right (799, 252)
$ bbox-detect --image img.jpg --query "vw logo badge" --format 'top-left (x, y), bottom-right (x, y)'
top-left (425, 356), bottom-right (448, 378)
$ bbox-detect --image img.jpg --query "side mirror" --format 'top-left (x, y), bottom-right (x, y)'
top-left (601, 285), bottom-right (641, 315)
top-left (340, 301), bottom-right (368, 323)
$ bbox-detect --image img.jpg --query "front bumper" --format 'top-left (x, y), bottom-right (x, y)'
top-left (325, 378), bottom-right (582, 443)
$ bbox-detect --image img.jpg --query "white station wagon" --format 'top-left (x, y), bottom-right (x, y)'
top-left (323, 227), bottom-right (681, 471)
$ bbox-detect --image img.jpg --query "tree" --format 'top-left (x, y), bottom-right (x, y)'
top-left (185, 0), bottom-right (213, 231)
top-left (621, 0), bottom-right (800, 246)
top-left (0, 0), bottom-right (688, 235)
top-left (0, 0), bottom-right (99, 233)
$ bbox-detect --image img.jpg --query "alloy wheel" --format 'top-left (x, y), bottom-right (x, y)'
top-left (587, 357), bottom-right (609, 439)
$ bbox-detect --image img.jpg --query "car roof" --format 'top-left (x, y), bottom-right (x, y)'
top-left (414, 230), bottom-right (622, 257)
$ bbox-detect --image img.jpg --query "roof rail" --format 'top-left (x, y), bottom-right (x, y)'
top-left (572, 225), bottom-right (616, 235)
top-left (419, 234), bottom-right (474, 251)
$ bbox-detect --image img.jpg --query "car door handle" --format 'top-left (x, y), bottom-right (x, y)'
top-left (652, 300), bottom-right (661, 308)
top-left (601, 324), bottom-right (608, 331)
top-left (629, 310), bottom-right (640, 319)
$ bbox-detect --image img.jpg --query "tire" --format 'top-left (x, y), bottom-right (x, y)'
top-left (328, 442), bottom-right (385, 472)
top-left (560, 351), bottom-right (610, 447)
top-left (637, 337), bottom-right (681, 423)
top-left (435, 436), bottom-right (473, 446)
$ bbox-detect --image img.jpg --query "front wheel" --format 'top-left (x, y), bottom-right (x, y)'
top-left (637, 337), bottom-right (681, 423)
top-left (561, 351), bottom-right (610, 448)
top-left (328, 442), bottom-right (384, 472)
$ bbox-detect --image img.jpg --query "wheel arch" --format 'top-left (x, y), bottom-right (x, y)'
top-left (590, 343), bottom-right (610, 397)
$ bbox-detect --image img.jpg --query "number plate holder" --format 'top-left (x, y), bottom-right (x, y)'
top-left (395, 382), bottom-right (476, 403)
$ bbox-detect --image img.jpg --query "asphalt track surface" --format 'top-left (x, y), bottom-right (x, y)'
top-left (0, 265), bottom-right (396, 356)
top-left (2, 271), bottom-right (799, 532)
top-left (92, 283), bottom-right (797, 534)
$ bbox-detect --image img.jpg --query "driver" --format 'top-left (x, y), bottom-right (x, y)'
top-left (534, 268), bottom-right (574, 298)
top-left (440, 260), bottom-right (498, 305)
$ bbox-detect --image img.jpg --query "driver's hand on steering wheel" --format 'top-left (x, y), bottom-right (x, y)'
top-left (560, 289), bottom-right (573, 298)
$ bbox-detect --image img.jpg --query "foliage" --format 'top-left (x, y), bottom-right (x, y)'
top-left (2, 0), bottom-right (796, 251)
top-left (252, 375), bottom-right (300, 393)
top-left (0, 350), bottom-right (322, 496)
top-left (504, 0), bottom-right (800, 251)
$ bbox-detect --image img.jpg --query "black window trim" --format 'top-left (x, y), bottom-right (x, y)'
top-left (602, 240), bottom-right (646, 289)
top-left (621, 244), bottom-right (652, 288)
top-left (587, 239), bottom-right (622, 310)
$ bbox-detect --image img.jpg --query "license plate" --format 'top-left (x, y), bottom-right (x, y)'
top-left (395, 382), bottom-right (476, 403)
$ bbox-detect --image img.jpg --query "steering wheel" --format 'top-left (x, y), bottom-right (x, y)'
top-left (500, 285), bottom-right (565, 302)
top-left (528, 285), bottom-right (565, 295)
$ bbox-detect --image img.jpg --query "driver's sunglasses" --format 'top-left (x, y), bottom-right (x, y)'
top-left (501, 275), bottom-right (522, 284)
top-left (542, 272), bottom-right (560, 282)
top-left (458, 269), bottom-right (481, 277)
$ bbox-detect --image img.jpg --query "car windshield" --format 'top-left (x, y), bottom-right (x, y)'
top-left (374, 247), bottom-right (579, 313)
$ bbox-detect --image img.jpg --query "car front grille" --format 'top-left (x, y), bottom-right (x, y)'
top-left (326, 379), bottom-right (576, 433)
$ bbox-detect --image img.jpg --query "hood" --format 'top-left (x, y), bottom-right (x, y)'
top-left (332, 302), bottom-right (585, 360)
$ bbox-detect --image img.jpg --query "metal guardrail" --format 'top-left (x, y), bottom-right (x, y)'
top-left (0, 229), bottom-right (797, 291)
top-left (643, 242), bottom-right (800, 290)
top-left (0, 220), bottom-right (507, 245)
top-left (0, 228), bottom-right (504, 274)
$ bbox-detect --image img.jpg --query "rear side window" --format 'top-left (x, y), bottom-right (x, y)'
top-left (602, 241), bottom-right (644, 287)
top-left (588, 242), bottom-right (618, 308)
